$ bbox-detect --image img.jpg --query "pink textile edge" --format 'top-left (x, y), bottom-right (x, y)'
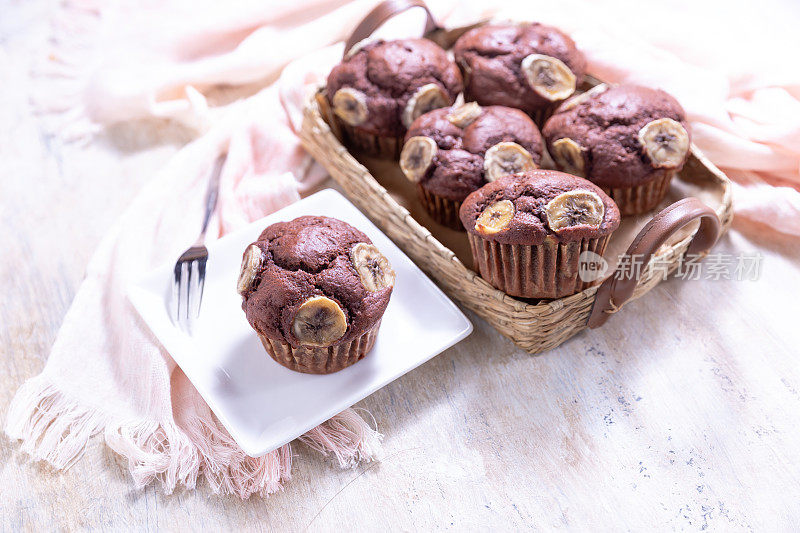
top-left (5, 373), bottom-right (383, 498)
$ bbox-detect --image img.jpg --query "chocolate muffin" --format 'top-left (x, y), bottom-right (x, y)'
top-left (460, 170), bottom-right (620, 299)
top-left (453, 22), bottom-right (586, 125)
top-left (543, 84), bottom-right (691, 215)
top-left (236, 216), bottom-right (395, 374)
top-left (399, 103), bottom-right (543, 230)
top-left (324, 38), bottom-right (463, 158)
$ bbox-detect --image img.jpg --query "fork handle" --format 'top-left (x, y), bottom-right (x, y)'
top-left (197, 154), bottom-right (226, 243)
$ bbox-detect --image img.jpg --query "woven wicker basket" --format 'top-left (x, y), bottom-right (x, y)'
top-left (299, 0), bottom-right (733, 354)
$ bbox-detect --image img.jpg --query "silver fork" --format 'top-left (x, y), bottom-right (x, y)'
top-left (171, 153), bottom-right (226, 331)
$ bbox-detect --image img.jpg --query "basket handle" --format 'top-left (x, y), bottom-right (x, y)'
top-left (343, 0), bottom-right (441, 58)
top-left (587, 197), bottom-right (721, 329)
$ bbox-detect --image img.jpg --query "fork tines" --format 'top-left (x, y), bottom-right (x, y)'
top-left (172, 245), bottom-right (208, 332)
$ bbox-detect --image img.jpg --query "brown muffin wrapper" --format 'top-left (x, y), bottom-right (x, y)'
top-left (259, 320), bottom-right (382, 375)
top-left (315, 90), bottom-right (403, 159)
top-left (602, 171), bottom-right (675, 216)
top-left (416, 185), bottom-right (465, 231)
top-left (467, 234), bottom-right (612, 300)
top-left (337, 121), bottom-right (404, 159)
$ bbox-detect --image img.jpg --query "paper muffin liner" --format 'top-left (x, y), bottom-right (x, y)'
top-left (259, 320), bottom-right (382, 375)
top-left (416, 185), bottom-right (465, 231)
top-left (602, 171), bottom-right (675, 216)
top-left (316, 90), bottom-right (403, 159)
top-left (467, 233), bottom-right (612, 300)
top-left (337, 122), bottom-right (404, 159)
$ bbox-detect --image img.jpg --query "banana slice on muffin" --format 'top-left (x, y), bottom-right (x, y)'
top-left (350, 243), bottom-right (396, 292)
top-left (400, 136), bottom-right (437, 183)
top-left (236, 244), bottom-right (264, 296)
top-left (446, 102), bottom-right (482, 128)
top-left (332, 88), bottom-right (369, 126)
top-left (402, 84), bottom-right (450, 128)
top-left (549, 138), bottom-right (586, 177)
top-left (292, 296), bottom-right (348, 347)
top-left (483, 142), bottom-right (537, 182)
top-left (545, 190), bottom-right (605, 231)
top-left (638, 118), bottom-right (690, 169)
top-left (475, 200), bottom-right (515, 235)
top-left (521, 54), bottom-right (577, 102)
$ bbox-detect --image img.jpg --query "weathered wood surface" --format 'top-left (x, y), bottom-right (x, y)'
top-left (2, 2), bottom-right (800, 531)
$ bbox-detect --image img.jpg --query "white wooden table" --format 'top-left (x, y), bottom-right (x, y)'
top-left (2, 1), bottom-right (800, 530)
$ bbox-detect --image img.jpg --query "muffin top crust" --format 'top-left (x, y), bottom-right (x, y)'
top-left (238, 216), bottom-right (394, 348)
top-left (543, 84), bottom-right (691, 188)
top-left (453, 22), bottom-right (586, 114)
top-left (400, 104), bottom-right (543, 201)
top-left (459, 170), bottom-right (620, 245)
top-left (326, 38), bottom-right (463, 137)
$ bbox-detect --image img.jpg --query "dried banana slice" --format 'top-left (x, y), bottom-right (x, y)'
top-left (236, 244), bottom-right (263, 296)
top-left (402, 83), bottom-right (449, 128)
top-left (446, 102), bottom-right (482, 128)
top-left (483, 142), bottom-right (536, 182)
top-left (332, 87), bottom-right (368, 126)
top-left (559, 83), bottom-right (608, 112)
top-left (638, 118), bottom-right (689, 169)
top-left (521, 54), bottom-right (577, 102)
top-left (399, 136), bottom-right (437, 183)
top-left (550, 138), bottom-right (586, 177)
top-left (475, 200), bottom-right (515, 235)
top-left (350, 243), bottom-right (396, 292)
top-left (545, 190), bottom-right (605, 231)
top-left (292, 296), bottom-right (347, 347)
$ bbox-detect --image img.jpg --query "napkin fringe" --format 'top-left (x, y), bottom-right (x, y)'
top-left (106, 410), bottom-right (383, 497)
top-left (300, 408), bottom-right (383, 468)
top-left (5, 374), bottom-right (107, 470)
top-left (180, 414), bottom-right (293, 498)
top-left (6, 373), bottom-right (383, 498)
top-left (104, 419), bottom-right (202, 493)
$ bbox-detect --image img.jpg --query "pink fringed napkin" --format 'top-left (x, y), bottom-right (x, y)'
top-left (10, 0), bottom-right (433, 497)
top-left (6, 72), bottom-right (388, 497)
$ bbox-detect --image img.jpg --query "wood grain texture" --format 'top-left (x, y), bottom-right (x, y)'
top-left (2, 2), bottom-right (800, 531)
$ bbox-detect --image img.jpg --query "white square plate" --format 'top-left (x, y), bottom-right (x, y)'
top-left (128, 189), bottom-right (472, 457)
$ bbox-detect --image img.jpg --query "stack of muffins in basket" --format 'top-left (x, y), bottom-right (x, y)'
top-left (237, 21), bottom-right (692, 374)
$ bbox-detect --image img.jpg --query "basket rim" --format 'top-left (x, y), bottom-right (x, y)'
top-left (302, 86), bottom-right (733, 316)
